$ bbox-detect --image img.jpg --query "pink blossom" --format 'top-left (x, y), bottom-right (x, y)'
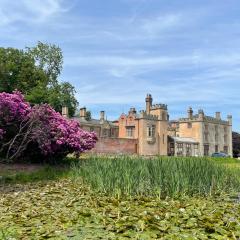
top-left (0, 92), bottom-right (97, 160)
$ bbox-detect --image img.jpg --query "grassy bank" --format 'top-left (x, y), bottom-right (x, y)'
top-left (0, 165), bottom-right (70, 185)
top-left (71, 156), bottom-right (240, 198)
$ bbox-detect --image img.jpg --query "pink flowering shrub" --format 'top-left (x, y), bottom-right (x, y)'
top-left (0, 128), bottom-right (4, 140)
top-left (0, 92), bottom-right (97, 162)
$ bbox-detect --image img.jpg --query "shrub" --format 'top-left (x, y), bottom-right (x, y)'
top-left (0, 91), bottom-right (97, 162)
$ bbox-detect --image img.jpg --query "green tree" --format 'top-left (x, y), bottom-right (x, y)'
top-left (0, 48), bottom-right (47, 93)
top-left (26, 41), bottom-right (63, 85)
top-left (0, 43), bottom-right (78, 117)
top-left (85, 111), bottom-right (92, 121)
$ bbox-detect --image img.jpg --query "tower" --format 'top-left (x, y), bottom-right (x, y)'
top-left (145, 94), bottom-right (152, 114)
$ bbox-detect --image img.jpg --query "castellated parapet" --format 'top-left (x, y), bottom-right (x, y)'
top-left (138, 110), bottom-right (159, 120)
top-left (151, 103), bottom-right (168, 110)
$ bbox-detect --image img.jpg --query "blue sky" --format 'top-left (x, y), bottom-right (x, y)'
top-left (0, 0), bottom-right (240, 131)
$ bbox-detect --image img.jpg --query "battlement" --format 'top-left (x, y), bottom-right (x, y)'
top-left (150, 103), bottom-right (168, 110)
top-left (178, 115), bottom-right (230, 125)
top-left (138, 110), bottom-right (159, 120)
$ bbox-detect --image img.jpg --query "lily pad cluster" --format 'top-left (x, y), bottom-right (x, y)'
top-left (0, 179), bottom-right (240, 239)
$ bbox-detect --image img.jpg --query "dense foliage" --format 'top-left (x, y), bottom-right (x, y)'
top-left (0, 42), bottom-right (78, 117)
top-left (72, 156), bottom-right (240, 197)
top-left (0, 92), bottom-right (97, 162)
top-left (233, 131), bottom-right (240, 157)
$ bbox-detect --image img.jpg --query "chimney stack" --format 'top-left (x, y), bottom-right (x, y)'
top-left (80, 107), bottom-right (87, 120)
top-left (100, 111), bottom-right (105, 123)
top-left (62, 106), bottom-right (69, 118)
top-left (188, 107), bottom-right (193, 119)
top-left (227, 115), bottom-right (232, 125)
top-left (198, 109), bottom-right (204, 121)
top-left (145, 94), bottom-right (152, 115)
top-left (215, 112), bottom-right (221, 120)
top-left (129, 107), bottom-right (137, 115)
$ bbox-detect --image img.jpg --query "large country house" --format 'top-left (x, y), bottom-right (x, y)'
top-left (62, 94), bottom-right (233, 157)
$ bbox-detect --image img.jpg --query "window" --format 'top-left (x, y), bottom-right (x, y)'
top-left (224, 134), bottom-right (228, 144)
top-left (187, 122), bottom-right (192, 128)
top-left (215, 133), bottom-right (218, 142)
top-left (194, 144), bottom-right (199, 156)
top-left (163, 134), bottom-right (165, 144)
top-left (90, 127), bottom-right (94, 132)
top-left (110, 128), bottom-right (115, 137)
top-left (204, 145), bottom-right (209, 156)
top-left (224, 146), bottom-right (228, 154)
top-left (169, 143), bottom-right (175, 156)
top-left (205, 124), bottom-right (209, 131)
top-left (147, 125), bottom-right (155, 138)
top-left (204, 133), bottom-right (209, 142)
top-left (103, 129), bottom-right (109, 137)
top-left (215, 145), bottom-right (218, 152)
top-left (186, 143), bottom-right (191, 156)
top-left (126, 127), bottom-right (134, 138)
top-left (177, 143), bottom-right (183, 156)
top-left (224, 126), bottom-right (227, 133)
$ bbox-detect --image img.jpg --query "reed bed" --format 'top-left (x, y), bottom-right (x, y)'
top-left (71, 156), bottom-right (240, 198)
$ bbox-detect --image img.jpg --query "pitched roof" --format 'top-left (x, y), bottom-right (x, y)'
top-left (73, 117), bottom-right (117, 127)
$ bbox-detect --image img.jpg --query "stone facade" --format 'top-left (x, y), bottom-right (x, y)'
top-left (168, 108), bottom-right (233, 157)
top-left (62, 94), bottom-right (233, 157)
top-left (117, 94), bottom-right (168, 155)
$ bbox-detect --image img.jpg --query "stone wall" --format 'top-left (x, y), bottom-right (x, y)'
top-left (91, 138), bottom-right (138, 154)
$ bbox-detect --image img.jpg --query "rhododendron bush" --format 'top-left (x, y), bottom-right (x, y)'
top-left (0, 91), bottom-right (97, 162)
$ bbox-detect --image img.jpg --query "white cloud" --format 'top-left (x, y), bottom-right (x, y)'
top-left (0, 0), bottom-right (67, 26)
top-left (141, 14), bottom-right (182, 35)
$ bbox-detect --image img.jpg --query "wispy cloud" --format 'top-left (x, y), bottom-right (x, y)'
top-left (0, 0), bottom-right (240, 130)
top-left (0, 0), bottom-right (68, 26)
top-left (141, 14), bottom-right (182, 36)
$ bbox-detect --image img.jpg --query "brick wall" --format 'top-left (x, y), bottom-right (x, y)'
top-left (91, 137), bottom-right (138, 154)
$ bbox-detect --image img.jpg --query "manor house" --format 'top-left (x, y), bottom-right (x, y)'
top-left (62, 94), bottom-right (233, 157)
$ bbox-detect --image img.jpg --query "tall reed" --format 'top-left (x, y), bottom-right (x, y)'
top-left (71, 156), bottom-right (240, 198)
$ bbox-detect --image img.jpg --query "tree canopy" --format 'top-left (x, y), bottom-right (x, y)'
top-left (0, 42), bottom-right (78, 117)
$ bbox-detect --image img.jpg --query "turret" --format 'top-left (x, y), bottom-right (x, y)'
top-left (145, 94), bottom-right (152, 114)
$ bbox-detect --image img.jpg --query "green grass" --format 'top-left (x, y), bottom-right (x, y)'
top-left (71, 156), bottom-right (240, 198)
top-left (0, 165), bottom-right (70, 185)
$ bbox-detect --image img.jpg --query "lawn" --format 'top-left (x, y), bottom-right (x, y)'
top-left (0, 156), bottom-right (240, 239)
